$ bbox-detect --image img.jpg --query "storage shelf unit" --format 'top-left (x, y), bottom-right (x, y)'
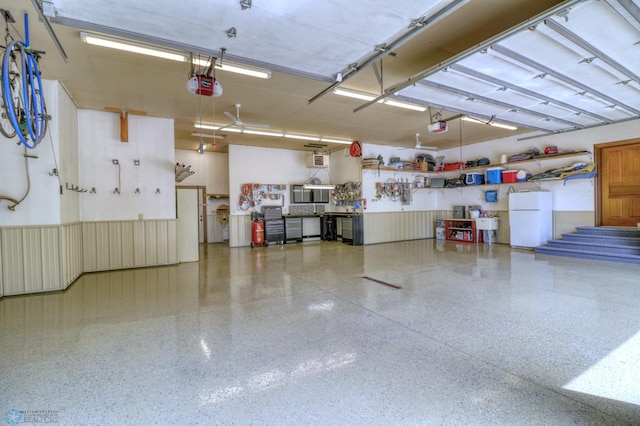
top-left (363, 151), bottom-right (592, 188)
top-left (445, 219), bottom-right (480, 243)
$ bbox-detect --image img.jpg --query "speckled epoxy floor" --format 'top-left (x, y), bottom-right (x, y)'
top-left (1, 240), bottom-right (640, 425)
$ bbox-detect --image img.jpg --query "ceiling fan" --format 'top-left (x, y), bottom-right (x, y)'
top-left (413, 133), bottom-right (437, 150)
top-left (220, 103), bottom-right (269, 130)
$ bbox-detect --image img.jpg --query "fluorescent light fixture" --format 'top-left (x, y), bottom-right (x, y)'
top-left (320, 137), bottom-right (353, 145)
top-left (194, 123), bottom-right (242, 132)
top-left (243, 129), bottom-right (284, 137)
top-left (383, 99), bottom-right (427, 112)
top-left (333, 88), bottom-right (377, 101)
top-left (303, 184), bottom-right (335, 190)
top-left (81, 32), bottom-right (271, 79)
top-left (194, 123), bottom-right (220, 130)
top-left (80, 32), bottom-right (186, 62)
top-left (462, 116), bottom-right (518, 130)
top-left (333, 88), bottom-right (426, 111)
top-left (192, 57), bottom-right (272, 79)
top-left (191, 132), bottom-right (224, 139)
top-left (284, 133), bottom-right (320, 141)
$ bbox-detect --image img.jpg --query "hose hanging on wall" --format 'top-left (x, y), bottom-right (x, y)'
top-left (0, 147), bottom-right (34, 210)
top-left (1, 13), bottom-right (49, 149)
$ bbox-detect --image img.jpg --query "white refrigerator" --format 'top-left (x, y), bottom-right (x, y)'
top-left (509, 191), bottom-right (552, 248)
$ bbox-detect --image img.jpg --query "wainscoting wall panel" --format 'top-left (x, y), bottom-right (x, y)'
top-left (229, 215), bottom-right (252, 248)
top-left (62, 223), bottom-right (83, 287)
top-left (0, 226), bottom-right (63, 296)
top-left (83, 220), bottom-right (178, 272)
top-left (363, 211), bottom-right (438, 245)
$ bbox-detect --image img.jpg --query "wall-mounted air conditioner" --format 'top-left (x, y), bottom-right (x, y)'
top-left (307, 154), bottom-right (329, 168)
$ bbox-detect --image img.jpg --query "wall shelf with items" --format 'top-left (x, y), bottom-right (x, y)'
top-left (207, 193), bottom-right (229, 199)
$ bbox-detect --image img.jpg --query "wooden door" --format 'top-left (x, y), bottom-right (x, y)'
top-left (599, 141), bottom-right (640, 226)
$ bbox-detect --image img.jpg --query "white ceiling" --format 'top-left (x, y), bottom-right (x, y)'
top-left (9, 0), bottom-right (630, 154)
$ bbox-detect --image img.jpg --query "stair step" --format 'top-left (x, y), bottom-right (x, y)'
top-left (546, 240), bottom-right (640, 255)
top-left (561, 232), bottom-right (640, 247)
top-left (576, 226), bottom-right (640, 238)
top-left (535, 245), bottom-right (640, 264)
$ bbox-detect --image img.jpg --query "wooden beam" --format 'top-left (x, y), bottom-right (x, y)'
top-left (120, 110), bottom-right (128, 142)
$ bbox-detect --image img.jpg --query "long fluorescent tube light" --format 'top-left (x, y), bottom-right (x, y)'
top-left (193, 57), bottom-right (271, 79)
top-left (320, 137), bottom-right (353, 145)
top-left (383, 99), bottom-right (427, 112)
top-left (80, 32), bottom-right (186, 62)
top-left (303, 184), bottom-right (335, 190)
top-left (243, 129), bottom-right (284, 137)
top-left (462, 116), bottom-right (518, 130)
top-left (194, 123), bottom-right (242, 132)
top-left (333, 88), bottom-right (426, 111)
top-left (191, 132), bottom-right (224, 139)
top-left (333, 88), bottom-right (376, 101)
top-left (81, 32), bottom-right (271, 79)
top-left (284, 133), bottom-right (320, 141)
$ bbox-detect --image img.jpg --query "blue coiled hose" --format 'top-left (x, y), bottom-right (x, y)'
top-left (2, 38), bottom-right (47, 149)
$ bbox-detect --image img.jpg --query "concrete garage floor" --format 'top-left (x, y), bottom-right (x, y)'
top-left (1, 240), bottom-right (639, 425)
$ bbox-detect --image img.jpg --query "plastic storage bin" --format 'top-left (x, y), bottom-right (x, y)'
top-left (486, 167), bottom-right (505, 184)
top-left (502, 170), bottom-right (518, 183)
top-left (465, 172), bottom-right (484, 185)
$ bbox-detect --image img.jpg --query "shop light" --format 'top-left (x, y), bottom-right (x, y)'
top-left (243, 129), bottom-right (284, 137)
top-left (191, 132), bottom-right (224, 139)
top-left (383, 99), bottom-right (427, 112)
top-left (81, 32), bottom-right (271, 79)
top-left (462, 116), bottom-right (518, 130)
top-left (333, 88), bottom-right (426, 111)
top-left (284, 133), bottom-right (321, 141)
top-left (192, 57), bottom-right (271, 79)
top-left (80, 32), bottom-right (186, 62)
top-left (302, 184), bottom-right (336, 190)
top-left (320, 137), bottom-right (353, 145)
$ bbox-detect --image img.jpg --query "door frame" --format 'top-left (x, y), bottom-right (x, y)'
top-left (594, 137), bottom-right (640, 226)
top-left (176, 184), bottom-right (208, 243)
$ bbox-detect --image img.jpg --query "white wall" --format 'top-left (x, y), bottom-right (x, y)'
top-left (174, 149), bottom-right (229, 193)
top-left (57, 83), bottom-right (80, 224)
top-left (228, 144), bottom-right (317, 215)
top-left (78, 111), bottom-right (176, 221)
top-left (0, 80), bottom-right (65, 226)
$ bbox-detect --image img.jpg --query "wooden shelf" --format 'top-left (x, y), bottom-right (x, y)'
top-left (207, 193), bottom-right (229, 199)
top-left (445, 219), bottom-right (480, 243)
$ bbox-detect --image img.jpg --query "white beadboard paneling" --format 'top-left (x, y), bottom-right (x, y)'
top-left (62, 223), bottom-right (83, 287)
top-left (1, 229), bottom-right (24, 295)
top-left (229, 215), bottom-right (252, 247)
top-left (83, 220), bottom-right (178, 272)
top-left (0, 226), bottom-right (63, 296)
top-left (0, 234), bottom-right (3, 298)
top-left (144, 221), bottom-right (158, 265)
top-left (363, 211), bottom-right (437, 245)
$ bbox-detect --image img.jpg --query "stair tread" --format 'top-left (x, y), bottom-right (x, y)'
top-left (536, 245), bottom-right (640, 259)
top-left (562, 233), bottom-right (640, 241)
top-left (549, 240), bottom-right (640, 249)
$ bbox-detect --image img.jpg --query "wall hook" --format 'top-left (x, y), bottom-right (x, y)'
top-left (114, 188), bottom-right (120, 194)
top-left (49, 168), bottom-right (58, 176)
top-left (112, 159), bottom-right (119, 165)
top-left (135, 188), bottom-right (140, 194)
top-left (90, 187), bottom-right (96, 194)
top-left (134, 159), bottom-right (140, 166)
top-left (156, 188), bottom-right (161, 194)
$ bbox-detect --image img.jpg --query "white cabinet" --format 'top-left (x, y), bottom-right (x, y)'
top-left (302, 217), bottom-right (321, 241)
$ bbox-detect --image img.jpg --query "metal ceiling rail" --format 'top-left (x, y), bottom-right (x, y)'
top-left (416, 80), bottom-right (584, 129)
top-left (306, 0), bottom-right (469, 104)
top-left (543, 17), bottom-right (640, 84)
top-left (351, 0), bottom-right (583, 114)
top-left (449, 64), bottom-right (613, 124)
top-left (490, 43), bottom-right (640, 116)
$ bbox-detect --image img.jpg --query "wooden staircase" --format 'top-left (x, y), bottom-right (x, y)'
top-left (535, 226), bottom-right (640, 264)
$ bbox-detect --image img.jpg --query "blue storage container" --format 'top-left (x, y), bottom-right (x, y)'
top-left (486, 167), bottom-right (505, 184)
top-left (465, 172), bottom-right (484, 185)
